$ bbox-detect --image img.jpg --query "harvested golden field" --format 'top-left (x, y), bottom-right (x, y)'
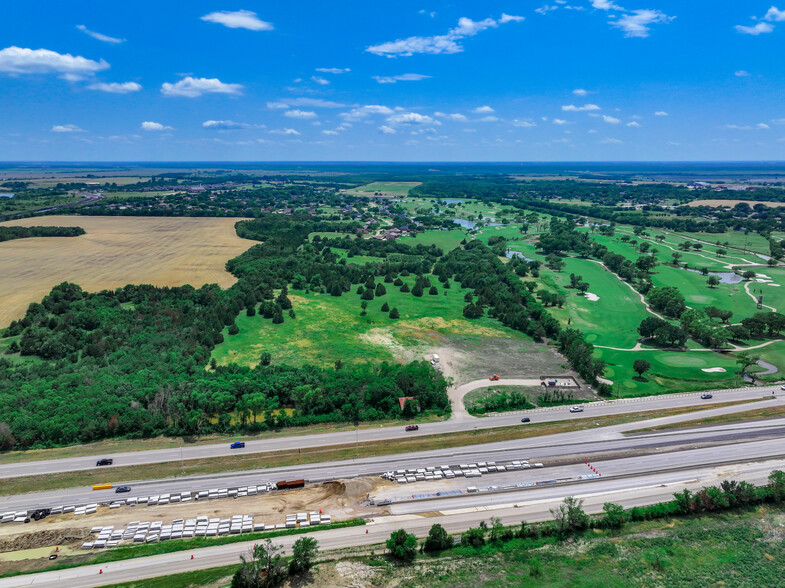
top-left (686, 199), bottom-right (785, 208)
top-left (0, 216), bottom-right (253, 327)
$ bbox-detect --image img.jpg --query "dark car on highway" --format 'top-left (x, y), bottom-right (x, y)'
top-left (701, 393), bottom-right (713, 399)
top-left (96, 458), bottom-right (113, 466)
top-left (115, 486), bottom-right (131, 493)
top-left (405, 425), bottom-right (419, 432)
top-left (230, 442), bottom-right (246, 449)
top-left (521, 417), bottom-right (531, 423)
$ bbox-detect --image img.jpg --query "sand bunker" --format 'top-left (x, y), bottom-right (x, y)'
top-left (701, 367), bottom-right (727, 373)
top-left (584, 293), bottom-right (600, 302)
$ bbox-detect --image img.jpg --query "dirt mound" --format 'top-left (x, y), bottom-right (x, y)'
top-left (321, 478), bottom-right (373, 499)
top-left (323, 481), bottom-right (347, 496)
top-left (0, 528), bottom-right (91, 552)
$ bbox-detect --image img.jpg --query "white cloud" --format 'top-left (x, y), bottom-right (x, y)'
top-left (591, 0), bottom-right (623, 10)
top-left (765, 6), bottom-right (785, 21)
top-left (626, 121), bottom-right (641, 127)
top-left (611, 9), bottom-right (674, 38)
top-left (141, 121), bottom-right (172, 131)
top-left (311, 76), bottom-right (330, 85)
top-left (202, 120), bottom-right (251, 130)
top-left (535, 5), bottom-right (560, 16)
top-left (654, 111), bottom-right (669, 116)
top-left (373, 73), bottom-right (431, 83)
top-left (473, 105), bottom-right (495, 114)
top-left (602, 115), bottom-right (621, 124)
top-left (379, 125), bottom-right (397, 134)
top-left (269, 98), bottom-right (347, 109)
top-left (387, 112), bottom-right (436, 125)
top-left (772, 118), bottom-right (785, 125)
top-left (725, 123), bottom-right (770, 130)
top-left (200, 10), bottom-right (273, 31)
top-left (366, 14), bottom-right (523, 57)
top-left (266, 101), bottom-right (290, 110)
top-left (340, 104), bottom-right (396, 121)
top-left (76, 25), bottom-right (124, 44)
top-left (562, 103), bottom-right (600, 112)
top-left (735, 70), bottom-right (752, 77)
top-left (161, 76), bottom-right (243, 98)
top-left (553, 118), bottom-right (570, 125)
top-left (0, 46), bottom-right (108, 79)
top-left (601, 137), bottom-right (623, 144)
top-left (322, 130), bottom-right (339, 135)
top-left (512, 119), bottom-right (536, 127)
top-left (87, 81), bottom-right (141, 94)
top-left (315, 67), bottom-right (351, 74)
top-left (284, 109), bottom-right (318, 119)
top-left (51, 124), bottom-right (84, 133)
top-left (269, 128), bottom-right (300, 135)
top-left (735, 22), bottom-right (774, 35)
top-left (572, 88), bottom-right (590, 96)
top-left (479, 116), bottom-right (499, 122)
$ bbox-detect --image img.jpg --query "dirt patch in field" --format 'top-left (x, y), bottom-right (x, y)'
top-left (0, 528), bottom-right (90, 553)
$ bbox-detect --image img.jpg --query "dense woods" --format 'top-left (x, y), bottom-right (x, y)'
top-left (0, 225), bottom-right (85, 242)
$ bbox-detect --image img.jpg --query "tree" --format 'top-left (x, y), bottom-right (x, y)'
top-left (550, 496), bottom-right (589, 533)
top-left (0, 423), bottom-right (14, 451)
top-left (289, 537), bottom-right (318, 575)
top-left (736, 352), bottom-right (760, 378)
top-left (389, 307), bottom-right (400, 319)
top-left (423, 523), bottom-right (453, 553)
top-left (386, 529), bottom-right (417, 563)
top-left (381, 302), bottom-right (390, 312)
top-left (633, 359), bottom-right (651, 379)
top-left (260, 351), bottom-right (272, 366)
top-left (7, 340), bottom-right (20, 354)
top-left (375, 283), bottom-right (386, 296)
top-left (228, 324), bottom-right (240, 335)
top-left (601, 502), bottom-right (626, 529)
top-left (460, 524), bottom-right (486, 547)
top-left (411, 283), bottom-right (424, 297)
top-left (272, 309), bottom-right (284, 324)
top-left (707, 275), bottom-right (720, 288)
top-left (671, 252), bottom-right (682, 265)
top-left (428, 286), bottom-right (438, 295)
top-left (276, 291), bottom-right (292, 310)
top-left (577, 282), bottom-right (590, 295)
top-left (400, 283), bottom-right (410, 293)
top-left (361, 288), bottom-right (375, 301)
top-left (545, 254), bottom-right (565, 272)
top-left (716, 248), bottom-right (727, 257)
top-left (246, 305), bottom-right (256, 317)
top-left (742, 270), bottom-right (756, 281)
top-left (232, 539), bottom-right (287, 588)
top-left (330, 284), bottom-right (343, 297)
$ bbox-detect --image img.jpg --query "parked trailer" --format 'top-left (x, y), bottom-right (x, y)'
top-left (276, 479), bottom-right (305, 489)
top-left (92, 484), bottom-right (113, 491)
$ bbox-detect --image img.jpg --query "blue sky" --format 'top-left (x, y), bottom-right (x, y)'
top-left (1, 1), bottom-right (784, 161)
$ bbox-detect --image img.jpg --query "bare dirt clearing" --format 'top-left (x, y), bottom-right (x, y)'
top-left (0, 216), bottom-right (253, 327)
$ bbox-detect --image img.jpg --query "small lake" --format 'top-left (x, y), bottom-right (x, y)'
top-left (453, 218), bottom-right (501, 229)
top-left (439, 199), bottom-right (465, 204)
top-left (684, 268), bottom-right (743, 284)
top-left (506, 250), bottom-right (535, 262)
top-left (0, 193), bottom-right (14, 198)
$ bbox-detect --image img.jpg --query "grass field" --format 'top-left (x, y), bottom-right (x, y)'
top-left (0, 216), bottom-right (253, 327)
top-left (343, 182), bottom-right (421, 197)
top-left (686, 199), bottom-right (785, 208)
top-left (211, 274), bottom-right (526, 368)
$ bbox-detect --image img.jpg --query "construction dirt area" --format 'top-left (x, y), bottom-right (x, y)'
top-left (0, 478), bottom-right (390, 574)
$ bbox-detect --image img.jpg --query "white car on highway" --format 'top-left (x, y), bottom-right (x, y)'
top-left (569, 406), bottom-right (584, 413)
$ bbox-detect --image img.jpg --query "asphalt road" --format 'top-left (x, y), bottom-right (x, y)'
top-left (1, 385), bottom-right (779, 480)
top-left (1, 456), bottom-right (781, 588)
top-left (2, 399), bottom-right (783, 513)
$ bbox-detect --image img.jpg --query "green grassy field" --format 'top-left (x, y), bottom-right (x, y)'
top-left (210, 274), bottom-right (527, 368)
top-left (344, 181), bottom-right (421, 197)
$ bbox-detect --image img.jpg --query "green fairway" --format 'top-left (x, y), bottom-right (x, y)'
top-left (210, 274), bottom-right (527, 368)
top-left (508, 241), bottom-right (648, 349)
top-left (399, 229), bottom-right (467, 252)
top-left (344, 181), bottom-right (421, 197)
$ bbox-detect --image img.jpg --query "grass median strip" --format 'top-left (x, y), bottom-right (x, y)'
top-left (626, 403), bottom-right (785, 434)
top-left (0, 519), bottom-right (365, 579)
top-left (0, 401), bottom-right (757, 496)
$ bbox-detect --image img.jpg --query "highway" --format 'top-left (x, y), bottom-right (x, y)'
top-left (0, 384), bottom-right (779, 480)
top-left (1, 399), bottom-right (783, 513)
top-left (0, 456), bottom-right (781, 588)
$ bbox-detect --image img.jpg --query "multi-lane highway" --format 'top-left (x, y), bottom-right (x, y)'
top-left (1, 398), bottom-right (783, 513)
top-left (0, 384), bottom-right (779, 480)
top-left (1, 455), bottom-right (781, 588)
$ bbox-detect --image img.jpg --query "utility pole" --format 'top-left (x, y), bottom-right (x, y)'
top-left (180, 446), bottom-right (185, 476)
top-left (355, 427), bottom-right (359, 460)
